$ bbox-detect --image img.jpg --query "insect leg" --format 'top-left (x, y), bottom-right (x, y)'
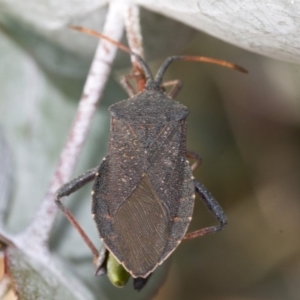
top-left (120, 75), bottom-right (137, 97)
top-left (55, 167), bottom-right (100, 263)
top-left (161, 79), bottom-right (182, 99)
top-left (186, 150), bottom-right (202, 172)
top-left (133, 273), bottom-right (153, 291)
top-left (183, 180), bottom-right (227, 240)
top-left (95, 246), bottom-right (109, 276)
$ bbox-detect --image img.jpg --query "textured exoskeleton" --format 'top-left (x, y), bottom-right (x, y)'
top-left (92, 88), bottom-right (195, 278)
top-left (55, 47), bottom-right (235, 287)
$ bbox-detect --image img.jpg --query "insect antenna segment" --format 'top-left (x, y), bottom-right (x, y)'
top-left (70, 26), bottom-right (154, 84)
top-left (70, 26), bottom-right (248, 92)
top-left (154, 55), bottom-right (248, 86)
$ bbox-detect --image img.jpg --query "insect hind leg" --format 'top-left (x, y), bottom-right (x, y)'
top-left (184, 180), bottom-right (227, 240)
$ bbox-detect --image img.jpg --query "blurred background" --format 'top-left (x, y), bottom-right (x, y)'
top-left (0, 5), bottom-right (300, 300)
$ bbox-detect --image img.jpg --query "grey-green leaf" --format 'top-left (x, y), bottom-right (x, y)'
top-left (5, 246), bottom-right (94, 300)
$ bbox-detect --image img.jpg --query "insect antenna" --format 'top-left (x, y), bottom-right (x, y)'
top-left (70, 26), bottom-right (154, 83)
top-left (153, 55), bottom-right (248, 86)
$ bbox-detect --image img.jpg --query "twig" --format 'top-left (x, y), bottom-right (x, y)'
top-left (124, 5), bottom-right (144, 60)
top-left (0, 275), bottom-right (11, 299)
top-left (17, 0), bottom-right (126, 248)
top-left (123, 4), bottom-right (146, 91)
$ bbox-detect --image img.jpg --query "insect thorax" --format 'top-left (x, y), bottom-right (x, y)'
top-left (109, 89), bottom-right (188, 125)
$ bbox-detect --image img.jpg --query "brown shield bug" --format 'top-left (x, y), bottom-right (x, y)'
top-left (55, 27), bottom-right (247, 290)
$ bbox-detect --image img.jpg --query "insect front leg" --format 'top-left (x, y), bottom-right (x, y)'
top-left (161, 79), bottom-right (182, 99)
top-left (120, 72), bottom-right (147, 97)
top-left (184, 180), bottom-right (227, 240)
top-left (186, 150), bottom-right (202, 172)
top-left (55, 167), bottom-right (100, 264)
top-left (120, 75), bottom-right (136, 97)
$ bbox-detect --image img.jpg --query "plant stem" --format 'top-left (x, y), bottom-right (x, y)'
top-left (124, 4), bottom-right (144, 62)
top-left (17, 0), bottom-right (126, 248)
top-left (124, 4), bottom-right (146, 91)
